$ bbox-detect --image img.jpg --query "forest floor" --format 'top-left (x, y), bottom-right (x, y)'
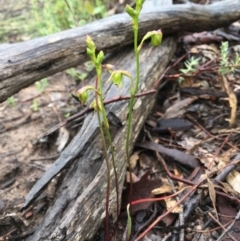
top-left (1, 1), bottom-right (240, 241)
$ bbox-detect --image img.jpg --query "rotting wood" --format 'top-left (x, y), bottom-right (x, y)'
top-left (0, 0), bottom-right (240, 102)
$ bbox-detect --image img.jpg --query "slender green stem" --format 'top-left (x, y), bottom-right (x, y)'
top-left (96, 109), bottom-right (111, 241)
top-left (134, 17), bottom-right (140, 93)
top-left (95, 71), bottom-right (111, 241)
top-left (125, 11), bottom-right (140, 219)
top-left (125, 95), bottom-right (134, 211)
top-left (96, 67), bottom-right (120, 240)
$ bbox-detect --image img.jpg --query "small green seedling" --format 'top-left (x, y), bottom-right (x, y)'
top-left (35, 78), bottom-right (49, 93)
top-left (7, 96), bottom-right (16, 107)
top-left (219, 41), bottom-right (240, 74)
top-left (31, 99), bottom-right (39, 111)
top-left (66, 68), bottom-right (88, 82)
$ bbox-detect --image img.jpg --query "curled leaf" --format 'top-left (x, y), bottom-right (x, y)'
top-left (126, 204), bottom-right (132, 240)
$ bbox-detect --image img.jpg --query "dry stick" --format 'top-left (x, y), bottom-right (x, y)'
top-left (39, 89), bottom-right (156, 138)
top-left (145, 132), bottom-right (188, 240)
top-left (207, 133), bottom-right (231, 172)
top-left (162, 232), bottom-right (172, 241)
top-left (153, 53), bottom-right (188, 90)
top-left (167, 174), bottom-right (185, 241)
top-left (130, 203), bottom-right (158, 241)
top-left (165, 59), bottom-right (216, 80)
top-left (186, 114), bottom-right (239, 150)
top-left (196, 220), bottom-right (232, 234)
top-left (208, 212), bottom-right (237, 241)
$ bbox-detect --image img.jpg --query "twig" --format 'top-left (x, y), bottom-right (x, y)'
top-left (130, 203), bottom-right (158, 241)
top-left (39, 90), bottom-right (156, 139)
top-left (153, 53), bottom-right (188, 89)
top-left (216, 209), bottom-right (240, 241)
top-left (215, 153), bottom-right (240, 183)
top-left (208, 212), bottom-right (237, 241)
top-left (162, 232), bottom-right (172, 241)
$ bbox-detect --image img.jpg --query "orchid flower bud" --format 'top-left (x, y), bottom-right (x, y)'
top-left (86, 47), bottom-right (93, 57)
top-left (138, 30), bottom-right (163, 52)
top-left (125, 4), bottom-right (137, 18)
top-left (86, 35), bottom-right (95, 50)
top-left (112, 71), bottom-right (123, 88)
top-left (77, 85), bottom-right (95, 105)
top-left (151, 30), bottom-right (163, 47)
top-left (96, 50), bottom-right (104, 64)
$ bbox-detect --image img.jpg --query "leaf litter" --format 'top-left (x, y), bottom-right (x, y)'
top-left (121, 18), bottom-right (240, 241)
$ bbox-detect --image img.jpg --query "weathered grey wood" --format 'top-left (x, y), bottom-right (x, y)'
top-left (0, 0), bottom-right (240, 102)
top-left (24, 37), bottom-right (177, 241)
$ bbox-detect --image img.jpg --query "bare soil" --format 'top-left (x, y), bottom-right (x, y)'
top-left (0, 72), bottom-right (80, 239)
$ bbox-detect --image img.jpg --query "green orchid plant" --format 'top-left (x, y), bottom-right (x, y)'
top-left (76, 0), bottom-right (163, 240)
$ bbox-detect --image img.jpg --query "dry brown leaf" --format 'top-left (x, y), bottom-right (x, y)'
top-left (190, 44), bottom-right (219, 61)
top-left (125, 171), bottom-right (139, 183)
top-left (174, 165), bottom-right (184, 187)
top-left (207, 177), bottom-right (218, 219)
top-left (162, 97), bottom-right (198, 119)
top-left (151, 184), bottom-right (173, 195)
top-left (198, 153), bottom-right (218, 169)
top-left (219, 181), bottom-right (238, 196)
top-left (221, 74), bottom-right (237, 127)
top-left (139, 153), bottom-right (152, 169)
top-left (122, 172), bottom-right (161, 214)
top-left (226, 170), bottom-right (240, 194)
top-left (218, 148), bottom-right (236, 169)
top-left (178, 137), bottom-right (201, 151)
top-left (129, 151), bottom-right (140, 169)
top-left (165, 198), bottom-right (183, 213)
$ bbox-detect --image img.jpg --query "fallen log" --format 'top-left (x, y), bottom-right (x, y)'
top-left (0, 0), bottom-right (240, 102)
